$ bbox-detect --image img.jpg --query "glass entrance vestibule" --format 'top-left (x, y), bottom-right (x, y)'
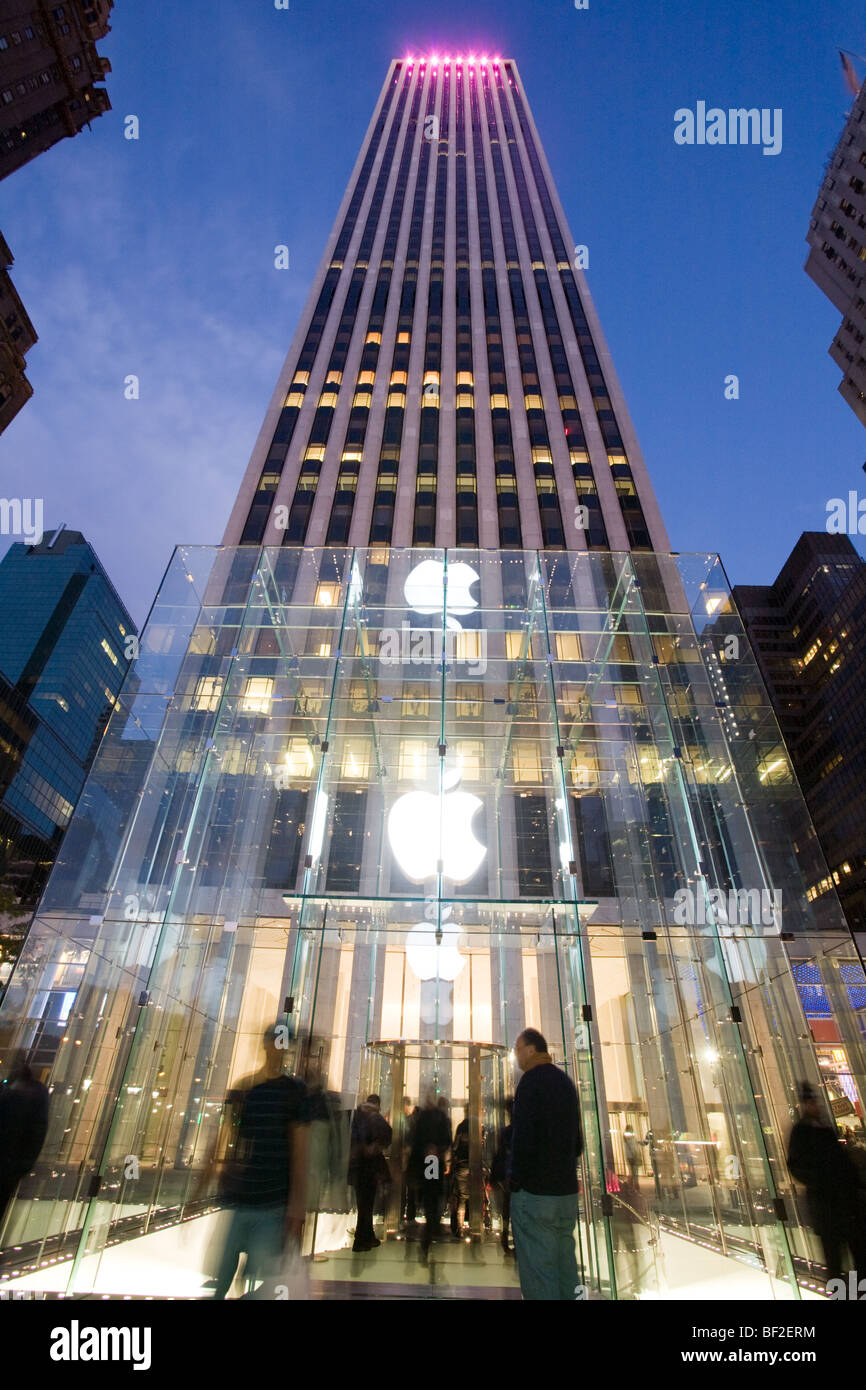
top-left (0, 545), bottom-right (863, 1300)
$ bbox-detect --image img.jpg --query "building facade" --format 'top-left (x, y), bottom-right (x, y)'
top-left (0, 58), bottom-right (864, 1302)
top-left (0, 527), bottom-right (135, 908)
top-left (734, 532), bottom-right (866, 939)
top-left (805, 74), bottom-right (866, 427)
top-left (0, 0), bottom-right (112, 181)
top-left (0, 231), bottom-right (36, 435)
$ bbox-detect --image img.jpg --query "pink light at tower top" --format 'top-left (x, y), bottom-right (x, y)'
top-left (403, 53), bottom-right (504, 68)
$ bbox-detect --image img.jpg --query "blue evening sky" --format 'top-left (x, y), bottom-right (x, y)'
top-left (0, 0), bottom-right (863, 625)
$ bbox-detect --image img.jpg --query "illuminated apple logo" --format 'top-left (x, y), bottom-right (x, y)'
top-left (403, 559), bottom-right (479, 631)
top-left (406, 903), bottom-right (466, 983)
top-left (387, 767), bottom-right (485, 884)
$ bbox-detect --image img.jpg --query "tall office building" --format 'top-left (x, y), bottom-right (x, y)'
top-left (1, 58), bottom-right (864, 1302)
top-left (734, 533), bottom-right (866, 938)
top-left (0, 0), bottom-right (112, 181)
top-left (0, 528), bottom-right (135, 904)
top-left (230, 57), bottom-right (668, 554)
top-left (805, 73), bottom-right (866, 427)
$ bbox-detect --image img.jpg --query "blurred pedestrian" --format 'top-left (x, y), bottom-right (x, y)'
top-left (449, 1108), bottom-right (471, 1236)
top-left (0, 1053), bottom-right (49, 1229)
top-left (409, 1092), bottom-right (451, 1260)
top-left (349, 1094), bottom-right (392, 1252)
top-left (211, 1025), bottom-right (310, 1298)
top-left (787, 1080), bottom-right (866, 1283)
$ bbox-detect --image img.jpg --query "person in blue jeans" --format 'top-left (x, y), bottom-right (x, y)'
top-left (509, 1028), bottom-right (583, 1300)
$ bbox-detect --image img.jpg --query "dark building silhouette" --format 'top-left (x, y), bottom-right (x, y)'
top-left (734, 533), bottom-right (866, 935)
top-left (805, 73), bottom-right (866, 428)
top-left (0, 0), bottom-right (112, 181)
top-left (0, 230), bottom-right (36, 435)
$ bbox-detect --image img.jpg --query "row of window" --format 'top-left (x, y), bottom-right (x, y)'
top-left (240, 62), bottom-right (643, 552)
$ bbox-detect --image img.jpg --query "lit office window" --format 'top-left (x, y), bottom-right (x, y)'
top-left (192, 676), bottom-right (223, 712)
top-left (398, 738), bottom-right (428, 780)
top-left (241, 677), bottom-right (273, 714)
top-left (512, 740), bottom-right (543, 784)
top-left (341, 738), bottom-right (371, 779)
top-left (554, 632), bottom-right (582, 661)
top-left (283, 737), bottom-right (314, 779)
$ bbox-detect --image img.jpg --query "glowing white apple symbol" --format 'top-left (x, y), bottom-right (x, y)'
top-left (406, 904), bottom-right (465, 982)
top-left (388, 767), bottom-right (485, 884)
top-left (403, 559), bottom-right (479, 631)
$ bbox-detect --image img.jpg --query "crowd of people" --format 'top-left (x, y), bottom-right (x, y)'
top-left (3, 1028), bottom-right (866, 1300)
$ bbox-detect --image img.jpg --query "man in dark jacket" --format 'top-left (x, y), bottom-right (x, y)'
top-left (787, 1081), bottom-right (866, 1283)
top-left (349, 1094), bottom-right (392, 1252)
top-left (509, 1028), bottom-right (583, 1300)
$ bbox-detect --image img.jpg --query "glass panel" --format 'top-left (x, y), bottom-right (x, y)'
top-left (0, 546), bottom-right (856, 1300)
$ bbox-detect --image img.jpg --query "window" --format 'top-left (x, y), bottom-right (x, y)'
top-left (402, 685), bottom-right (429, 717)
top-left (100, 638), bottom-right (119, 666)
top-left (240, 677), bottom-right (273, 714)
top-left (455, 739), bottom-right (484, 781)
top-left (281, 737), bottom-right (314, 780)
top-left (314, 582), bottom-right (340, 608)
top-left (512, 740), bottom-right (542, 784)
top-left (554, 632), bottom-right (582, 661)
top-left (455, 630), bottom-right (484, 662)
top-left (10, 31), bottom-right (20, 44)
top-left (456, 684), bottom-right (482, 718)
top-left (398, 738), bottom-right (428, 780)
top-left (298, 680), bottom-right (324, 714)
top-left (191, 676), bottom-right (222, 712)
top-left (53, 6), bottom-right (66, 18)
top-left (0, 38), bottom-right (7, 51)
top-left (24, 27), bottom-right (34, 39)
top-left (348, 680), bottom-right (369, 713)
top-left (506, 629), bottom-right (530, 660)
top-left (341, 738), bottom-right (371, 780)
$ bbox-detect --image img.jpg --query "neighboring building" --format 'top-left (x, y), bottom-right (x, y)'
top-left (805, 74), bottom-right (866, 426)
top-left (0, 1), bottom-right (112, 181)
top-left (0, 2), bottom-right (114, 433)
top-left (1, 57), bottom-right (864, 1302)
top-left (0, 526), bottom-right (135, 909)
top-left (0, 231), bottom-right (36, 434)
top-left (734, 532), bottom-right (866, 937)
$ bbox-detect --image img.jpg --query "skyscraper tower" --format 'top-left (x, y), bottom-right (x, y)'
top-left (0, 57), bottom-right (864, 1303)
top-left (228, 57), bottom-right (668, 555)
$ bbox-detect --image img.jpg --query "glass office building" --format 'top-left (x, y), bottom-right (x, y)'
top-left (0, 58), bottom-right (864, 1300)
top-left (0, 528), bottom-right (136, 908)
